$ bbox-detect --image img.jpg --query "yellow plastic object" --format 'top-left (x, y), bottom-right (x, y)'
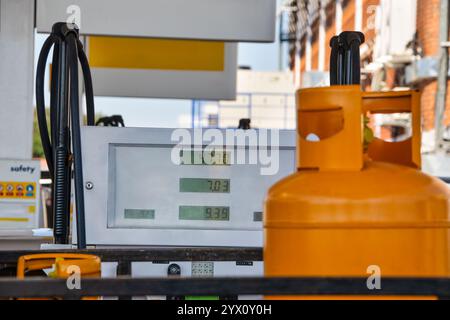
top-left (17, 254), bottom-right (101, 279)
top-left (264, 86), bottom-right (450, 300)
top-left (17, 254), bottom-right (101, 300)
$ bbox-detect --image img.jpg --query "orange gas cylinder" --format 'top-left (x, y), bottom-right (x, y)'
top-left (264, 85), bottom-right (450, 299)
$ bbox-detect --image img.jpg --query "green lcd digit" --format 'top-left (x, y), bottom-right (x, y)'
top-left (180, 150), bottom-right (230, 166)
top-left (124, 209), bottom-right (155, 220)
top-left (179, 206), bottom-right (230, 221)
top-left (180, 178), bottom-right (230, 193)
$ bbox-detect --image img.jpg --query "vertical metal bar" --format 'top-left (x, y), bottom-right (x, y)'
top-left (197, 101), bottom-right (202, 127)
top-left (355, 0), bottom-right (363, 31)
top-left (305, 5), bottom-right (312, 72)
top-left (435, 0), bottom-right (449, 150)
top-left (68, 34), bottom-right (87, 249)
top-left (284, 93), bottom-right (288, 129)
top-left (191, 100), bottom-right (196, 128)
top-left (294, 1), bottom-right (302, 88)
top-left (335, 0), bottom-right (343, 35)
top-left (53, 38), bottom-right (71, 244)
top-left (279, 10), bottom-right (284, 70)
top-left (248, 93), bottom-right (252, 120)
top-left (117, 261), bottom-right (132, 300)
top-left (318, 0), bottom-right (326, 72)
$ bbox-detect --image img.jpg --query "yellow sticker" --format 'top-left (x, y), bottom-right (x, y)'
top-left (0, 182), bottom-right (36, 199)
top-left (0, 218), bottom-right (29, 222)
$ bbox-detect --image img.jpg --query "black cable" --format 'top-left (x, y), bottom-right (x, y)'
top-left (337, 45), bottom-right (345, 85)
top-left (50, 41), bottom-right (60, 149)
top-left (329, 36), bottom-right (341, 85)
top-left (329, 32), bottom-right (365, 86)
top-left (36, 35), bottom-right (57, 176)
top-left (340, 31), bottom-right (365, 85)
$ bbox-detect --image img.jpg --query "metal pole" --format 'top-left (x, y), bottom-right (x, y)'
top-left (318, 0), bottom-right (326, 72)
top-left (335, 0), bottom-right (343, 35)
top-left (435, 0), bottom-right (449, 151)
top-left (305, 2), bottom-right (312, 72)
top-left (279, 9), bottom-right (284, 71)
top-left (53, 34), bottom-right (71, 245)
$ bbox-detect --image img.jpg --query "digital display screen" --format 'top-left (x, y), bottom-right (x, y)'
top-left (124, 209), bottom-right (155, 220)
top-left (179, 206), bottom-right (230, 221)
top-left (180, 150), bottom-right (230, 166)
top-left (180, 178), bottom-right (230, 193)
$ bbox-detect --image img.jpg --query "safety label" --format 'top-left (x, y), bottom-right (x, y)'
top-left (0, 182), bottom-right (36, 199)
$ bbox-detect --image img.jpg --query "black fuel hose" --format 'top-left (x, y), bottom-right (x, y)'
top-left (330, 36), bottom-right (345, 85)
top-left (36, 36), bottom-right (96, 177)
top-left (341, 32), bottom-right (365, 85)
top-left (36, 35), bottom-right (57, 176)
top-left (328, 31), bottom-right (365, 86)
top-left (50, 41), bottom-right (60, 151)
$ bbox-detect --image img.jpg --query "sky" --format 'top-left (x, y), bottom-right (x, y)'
top-left (35, 0), bottom-right (285, 128)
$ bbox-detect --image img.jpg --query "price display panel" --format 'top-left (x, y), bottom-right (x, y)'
top-left (81, 127), bottom-right (296, 247)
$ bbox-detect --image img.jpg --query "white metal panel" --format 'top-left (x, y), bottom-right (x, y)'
top-left (90, 43), bottom-right (238, 100)
top-left (0, 0), bottom-right (34, 159)
top-left (36, 0), bottom-right (276, 42)
top-left (79, 127), bottom-right (296, 247)
top-left (132, 261), bottom-right (263, 300)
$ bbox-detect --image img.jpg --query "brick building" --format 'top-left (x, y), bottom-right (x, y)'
top-left (286, 0), bottom-right (450, 150)
top-left (415, 0), bottom-right (450, 134)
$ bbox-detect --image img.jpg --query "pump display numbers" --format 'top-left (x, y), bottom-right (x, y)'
top-left (180, 150), bottom-right (230, 166)
top-left (124, 209), bottom-right (155, 220)
top-left (180, 178), bottom-right (230, 193)
top-left (179, 206), bottom-right (230, 221)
